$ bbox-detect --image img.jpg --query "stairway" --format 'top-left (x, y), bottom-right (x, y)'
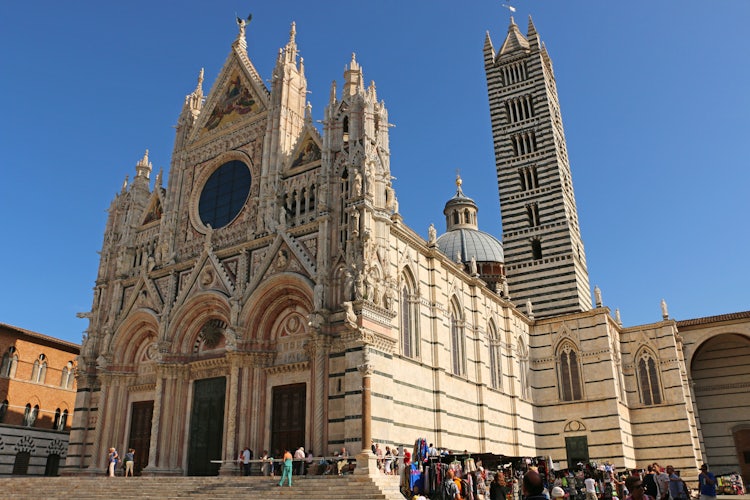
top-left (0, 474), bottom-right (405, 500)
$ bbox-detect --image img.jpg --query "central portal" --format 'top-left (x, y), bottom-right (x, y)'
top-left (271, 383), bottom-right (306, 454)
top-left (188, 377), bottom-right (226, 476)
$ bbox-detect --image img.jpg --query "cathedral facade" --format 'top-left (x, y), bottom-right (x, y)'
top-left (67, 17), bottom-right (750, 481)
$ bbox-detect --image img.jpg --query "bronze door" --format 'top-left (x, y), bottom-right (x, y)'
top-left (127, 400), bottom-right (153, 476)
top-left (271, 383), bottom-right (306, 455)
top-left (565, 435), bottom-right (589, 468)
top-left (188, 377), bottom-right (226, 476)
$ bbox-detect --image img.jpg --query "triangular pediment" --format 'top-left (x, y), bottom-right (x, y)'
top-left (173, 245), bottom-right (236, 310)
top-left (140, 191), bottom-right (163, 226)
top-left (244, 233), bottom-right (316, 302)
top-left (115, 275), bottom-right (163, 328)
top-left (288, 129), bottom-right (322, 172)
top-left (190, 46), bottom-right (270, 142)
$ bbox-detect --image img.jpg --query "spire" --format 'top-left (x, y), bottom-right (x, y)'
top-left (135, 149), bottom-right (152, 180)
top-left (483, 31), bottom-right (496, 68)
top-left (498, 16), bottom-right (530, 56)
top-left (527, 15), bottom-right (540, 49)
top-left (342, 53), bottom-right (364, 97)
top-left (186, 68), bottom-right (204, 113)
top-left (284, 21), bottom-right (298, 63)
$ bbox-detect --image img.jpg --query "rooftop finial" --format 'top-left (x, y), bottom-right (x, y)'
top-left (455, 169), bottom-right (463, 188)
top-left (289, 21), bottom-right (296, 43)
top-left (236, 13), bottom-right (252, 40)
top-left (197, 68), bottom-right (204, 89)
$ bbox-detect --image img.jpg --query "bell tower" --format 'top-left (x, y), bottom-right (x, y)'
top-left (484, 16), bottom-right (592, 318)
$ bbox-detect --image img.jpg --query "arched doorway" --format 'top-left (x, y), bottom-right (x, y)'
top-left (691, 333), bottom-right (750, 477)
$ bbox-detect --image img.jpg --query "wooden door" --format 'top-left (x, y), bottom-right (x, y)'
top-left (271, 383), bottom-right (306, 455)
top-left (188, 377), bottom-right (226, 476)
top-left (127, 400), bottom-right (153, 476)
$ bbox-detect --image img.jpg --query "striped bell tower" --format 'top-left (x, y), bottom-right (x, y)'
top-left (484, 16), bottom-right (592, 318)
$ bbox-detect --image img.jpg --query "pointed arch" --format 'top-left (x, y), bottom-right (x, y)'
top-left (449, 296), bottom-right (466, 376)
top-left (400, 266), bottom-right (419, 359)
top-left (635, 347), bottom-right (662, 405)
top-left (1, 347), bottom-right (18, 378)
top-left (488, 319), bottom-right (503, 389)
top-left (556, 340), bottom-right (583, 401)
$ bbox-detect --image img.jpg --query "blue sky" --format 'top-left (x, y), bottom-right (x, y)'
top-left (1, 1), bottom-right (748, 345)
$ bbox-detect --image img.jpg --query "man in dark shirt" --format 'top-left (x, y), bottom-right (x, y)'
top-left (698, 464), bottom-right (716, 500)
top-left (523, 470), bottom-right (548, 500)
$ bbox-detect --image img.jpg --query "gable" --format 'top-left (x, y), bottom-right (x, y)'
top-left (289, 132), bottom-right (322, 171)
top-left (140, 193), bottom-right (163, 226)
top-left (190, 46), bottom-right (270, 142)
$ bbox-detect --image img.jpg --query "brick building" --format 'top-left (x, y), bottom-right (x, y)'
top-left (0, 323), bottom-right (79, 476)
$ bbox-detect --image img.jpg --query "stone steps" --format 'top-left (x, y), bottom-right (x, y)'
top-left (0, 475), bottom-right (405, 499)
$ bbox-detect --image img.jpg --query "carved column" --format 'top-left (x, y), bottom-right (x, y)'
top-left (310, 336), bottom-right (330, 455)
top-left (220, 353), bottom-right (241, 475)
top-left (88, 373), bottom-right (110, 473)
top-left (355, 349), bottom-right (377, 476)
top-left (144, 369), bottom-right (164, 472)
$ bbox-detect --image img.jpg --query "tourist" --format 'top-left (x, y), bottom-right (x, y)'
top-left (412, 484), bottom-right (428, 500)
top-left (666, 466), bottom-right (687, 500)
top-left (124, 448), bottom-right (135, 477)
top-left (584, 472), bottom-right (598, 500)
top-left (384, 445), bottom-right (393, 475)
top-left (441, 468), bottom-right (460, 500)
top-left (241, 446), bottom-right (251, 476)
top-left (375, 443), bottom-right (384, 472)
top-left (626, 475), bottom-right (654, 500)
top-left (294, 446), bottom-right (306, 475)
top-left (107, 447), bottom-right (118, 477)
top-left (278, 448), bottom-right (293, 487)
top-left (523, 470), bottom-right (549, 500)
top-left (643, 466), bottom-right (659, 499)
top-left (337, 446), bottom-right (349, 475)
top-left (656, 465), bottom-right (670, 500)
top-left (490, 469), bottom-right (509, 500)
top-left (697, 464), bottom-right (716, 500)
top-left (552, 486), bottom-right (566, 500)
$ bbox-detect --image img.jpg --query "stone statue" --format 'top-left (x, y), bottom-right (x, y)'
top-left (314, 282), bottom-right (324, 310)
top-left (470, 256), bottom-right (478, 276)
top-left (594, 286), bottom-right (602, 307)
top-left (344, 270), bottom-right (354, 301)
top-left (661, 299), bottom-right (669, 320)
top-left (526, 298), bottom-right (534, 319)
top-left (343, 301), bottom-right (358, 329)
top-left (236, 13), bottom-right (252, 40)
top-left (615, 308), bottom-right (622, 326)
top-left (354, 273), bottom-right (364, 300)
top-left (353, 171), bottom-right (363, 196)
top-left (428, 223), bottom-right (437, 246)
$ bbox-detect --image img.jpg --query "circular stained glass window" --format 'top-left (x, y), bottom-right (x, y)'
top-left (198, 160), bottom-right (251, 229)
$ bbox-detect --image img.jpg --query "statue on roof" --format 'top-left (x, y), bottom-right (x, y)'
top-left (236, 13), bottom-right (252, 40)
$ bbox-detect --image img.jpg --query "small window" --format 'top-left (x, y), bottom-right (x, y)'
top-left (0, 399), bottom-right (8, 423)
top-left (53, 408), bottom-right (61, 430)
top-left (531, 239), bottom-right (542, 260)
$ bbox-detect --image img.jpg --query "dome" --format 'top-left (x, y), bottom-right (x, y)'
top-left (436, 228), bottom-right (504, 263)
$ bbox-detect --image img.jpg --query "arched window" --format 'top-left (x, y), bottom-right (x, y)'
top-left (60, 361), bottom-right (74, 389)
top-left (23, 403), bottom-right (32, 426)
top-left (0, 399), bottom-right (8, 423)
top-left (400, 271), bottom-right (420, 359)
top-left (488, 321), bottom-right (503, 389)
top-left (59, 409), bottom-right (68, 431)
top-left (637, 350), bottom-right (662, 405)
top-left (31, 354), bottom-right (47, 384)
top-left (450, 298), bottom-right (465, 376)
top-left (53, 409), bottom-right (61, 430)
top-left (1, 347), bottom-right (18, 377)
top-left (557, 341), bottom-right (583, 401)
